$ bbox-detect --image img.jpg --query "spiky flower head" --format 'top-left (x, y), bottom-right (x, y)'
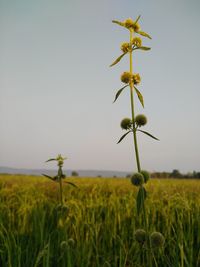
top-left (150, 232), bottom-right (165, 248)
top-left (140, 170), bottom-right (150, 183)
top-left (133, 73), bottom-right (141, 85)
top-left (121, 42), bottom-right (130, 53)
top-left (120, 118), bottom-right (132, 130)
top-left (56, 154), bottom-right (67, 167)
top-left (121, 72), bottom-right (132, 84)
top-left (134, 229), bottom-right (147, 244)
top-left (131, 173), bottom-right (144, 186)
top-left (124, 18), bottom-right (134, 29)
top-left (135, 114), bottom-right (147, 127)
top-left (132, 37), bottom-right (142, 47)
top-left (133, 22), bottom-right (140, 32)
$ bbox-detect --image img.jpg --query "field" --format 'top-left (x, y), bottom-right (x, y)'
top-left (0, 174), bottom-right (199, 267)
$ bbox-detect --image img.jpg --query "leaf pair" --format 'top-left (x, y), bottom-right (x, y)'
top-left (113, 85), bottom-right (144, 108)
top-left (117, 129), bottom-right (159, 144)
top-left (42, 174), bottom-right (77, 188)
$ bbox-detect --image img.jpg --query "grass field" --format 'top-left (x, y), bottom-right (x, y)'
top-left (0, 174), bottom-right (199, 267)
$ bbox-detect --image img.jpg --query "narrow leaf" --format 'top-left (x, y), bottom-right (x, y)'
top-left (138, 129), bottom-right (159, 140)
top-left (110, 52), bottom-right (127, 67)
top-left (138, 31), bottom-right (152, 39)
top-left (113, 85), bottom-right (128, 103)
top-left (138, 46), bottom-right (151, 51)
top-left (42, 174), bottom-right (54, 181)
top-left (46, 158), bottom-right (56, 162)
top-left (64, 181), bottom-right (77, 188)
top-left (112, 20), bottom-right (125, 27)
top-left (117, 130), bottom-right (132, 144)
top-left (134, 15), bottom-right (141, 24)
top-left (134, 86), bottom-right (144, 107)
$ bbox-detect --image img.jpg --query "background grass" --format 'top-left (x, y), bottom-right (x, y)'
top-left (0, 175), bottom-right (199, 267)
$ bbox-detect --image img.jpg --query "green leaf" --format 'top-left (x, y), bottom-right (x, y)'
top-left (110, 52), bottom-right (127, 67)
top-left (46, 158), bottom-right (56, 162)
top-left (117, 130), bottom-right (132, 144)
top-left (133, 46), bottom-right (151, 51)
top-left (112, 20), bottom-right (125, 27)
top-left (42, 174), bottom-right (55, 181)
top-left (64, 181), bottom-right (77, 188)
top-left (113, 85), bottom-right (128, 103)
top-left (134, 86), bottom-right (144, 108)
top-left (134, 15), bottom-right (141, 24)
top-left (138, 129), bottom-right (159, 140)
top-left (136, 186), bottom-right (147, 215)
top-left (137, 31), bottom-right (152, 39)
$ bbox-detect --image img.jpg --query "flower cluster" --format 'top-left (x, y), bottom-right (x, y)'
top-left (121, 72), bottom-right (141, 85)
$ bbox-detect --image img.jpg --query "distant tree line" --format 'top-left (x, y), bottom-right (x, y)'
top-left (151, 169), bottom-right (200, 179)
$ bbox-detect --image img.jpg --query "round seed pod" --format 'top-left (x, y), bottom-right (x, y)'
top-left (133, 22), bottom-right (140, 32)
top-left (132, 37), bottom-right (142, 47)
top-left (150, 232), bottom-right (165, 248)
top-left (140, 170), bottom-right (150, 183)
top-left (131, 173), bottom-right (144, 186)
top-left (121, 72), bottom-right (132, 84)
top-left (135, 114), bottom-right (147, 127)
top-left (121, 42), bottom-right (130, 53)
top-left (120, 118), bottom-right (132, 130)
top-left (133, 73), bottom-right (141, 85)
top-left (134, 229), bottom-right (147, 244)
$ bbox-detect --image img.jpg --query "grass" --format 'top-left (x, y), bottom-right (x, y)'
top-left (0, 174), bottom-right (199, 267)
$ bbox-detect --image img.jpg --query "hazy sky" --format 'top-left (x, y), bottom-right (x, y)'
top-left (1, 0), bottom-right (200, 173)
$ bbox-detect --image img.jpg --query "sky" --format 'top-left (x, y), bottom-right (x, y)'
top-left (0, 0), bottom-right (200, 173)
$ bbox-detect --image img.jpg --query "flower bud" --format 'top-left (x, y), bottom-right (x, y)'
top-left (132, 37), bottom-right (142, 47)
top-left (120, 42), bottom-right (130, 53)
top-left (140, 170), bottom-right (150, 183)
top-left (150, 232), bottom-right (165, 248)
top-left (134, 229), bottom-right (147, 244)
top-left (131, 173), bottom-right (144, 186)
top-left (133, 73), bottom-right (141, 85)
top-left (135, 114), bottom-right (147, 127)
top-left (120, 118), bottom-right (132, 130)
top-left (121, 72), bottom-right (132, 84)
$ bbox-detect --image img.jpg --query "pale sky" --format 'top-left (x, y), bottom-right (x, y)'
top-left (0, 0), bottom-right (200, 173)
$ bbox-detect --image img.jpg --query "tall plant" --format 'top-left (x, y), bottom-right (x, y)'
top-left (110, 16), bottom-right (164, 265)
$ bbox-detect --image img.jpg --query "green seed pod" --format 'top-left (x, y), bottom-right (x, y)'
top-left (120, 118), bottom-right (132, 130)
top-left (134, 229), bottom-right (147, 244)
top-left (140, 170), bottom-right (150, 183)
top-left (135, 114), bottom-right (147, 127)
top-left (150, 232), bottom-right (165, 248)
top-left (131, 173), bottom-right (144, 186)
top-left (121, 72), bottom-right (132, 84)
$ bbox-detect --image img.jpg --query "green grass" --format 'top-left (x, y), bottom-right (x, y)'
top-left (0, 175), bottom-right (199, 267)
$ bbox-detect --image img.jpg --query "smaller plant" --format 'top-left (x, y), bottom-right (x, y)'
top-left (42, 154), bottom-right (76, 205)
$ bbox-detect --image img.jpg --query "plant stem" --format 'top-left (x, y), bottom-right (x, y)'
top-left (58, 166), bottom-right (63, 205)
top-left (129, 30), bottom-right (141, 173)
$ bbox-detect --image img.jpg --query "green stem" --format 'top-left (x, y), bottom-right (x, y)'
top-left (58, 166), bottom-right (63, 205)
top-left (129, 30), bottom-right (141, 173)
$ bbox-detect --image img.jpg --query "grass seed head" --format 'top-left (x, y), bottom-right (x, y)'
top-left (140, 170), bottom-right (150, 183)
top-left (134, 229), bottom-right (147, 244)
top-left (135, 114), bottom-right (147, 127)
top-left (150, 232), bottom-right (165, 248)
top-left (120, 118), bottom-right (132, 130)
top-left (131, 173), bottom-right (144, 186)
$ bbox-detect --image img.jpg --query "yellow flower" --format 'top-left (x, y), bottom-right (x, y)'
top-left (124, 18), bottom-right (134, 29)
top-left (121, 72), bottom-right (132, 84)
top-left (132, 37), bottom-right (142, 47)
top-left (133, 73), bottom-right (141, 85)
top-left (120, 42), bottom-right (130, 53)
